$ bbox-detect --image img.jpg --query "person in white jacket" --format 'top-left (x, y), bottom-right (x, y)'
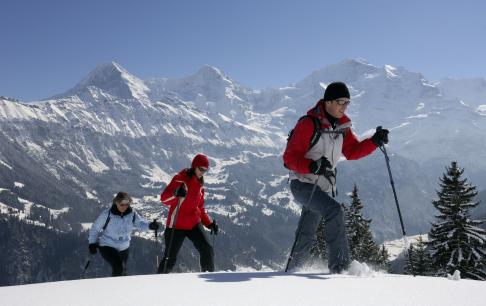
top-left (88, 192), bottom-right (159, 276)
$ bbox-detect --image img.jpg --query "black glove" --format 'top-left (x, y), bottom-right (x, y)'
top-left (207, 220), bottom-right (219, 235)
top-left (371, 126), bottom-right (389, 147)
top-left (309, 156), bottom-right (332, 175)
top-left (149, 221), bottom-right (159, 231)
top-left (174, 185), bottom-right (187, 198)
top-left (88, 243), bottom-right (98, 255)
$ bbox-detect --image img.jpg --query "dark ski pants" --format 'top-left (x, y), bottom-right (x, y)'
top-left (157, 223), bottom-right (214, 273)
top-left (289, 179), bottom-right (350, 273)
top-left (99, 246), bottom-right (129, 277)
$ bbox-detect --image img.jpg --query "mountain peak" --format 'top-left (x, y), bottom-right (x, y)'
top-left (77, 61), bottom-right (132, 87)
top-left (297, 58), bottom-right (379, 87)
top-left (192, 65), bottom-right (233, 85)
top-left (332, 58), bottom-right (379, 74)
top-left (89, 61), bottom-right (131, 78)
top-left (54, 62), bottom-right (150, 101)
top-left (196, 64), bottom-right (223, 75)
top-left (339, 58), bottom-right (375, 67)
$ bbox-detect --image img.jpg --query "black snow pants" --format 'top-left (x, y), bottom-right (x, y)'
top-left (158, 223), bottom-right (214, 273)
top-left (99, 246), bottom-right (129, 276)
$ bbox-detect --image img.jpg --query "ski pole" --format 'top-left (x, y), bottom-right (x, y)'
top-left (212, 232), bottom-right (215, 250)
top-left (81, 254), bottom-right (93, 278)
top-left (161, 196), bottom-right (184, 273)
top-left (379, 144), bottom-right (415, 276)
top-left (212, 226), bottom-right (216, 269)
top-left (153, 218), bottom-right (159, 271)
top-left (285, 177), bottom-right (319, 272)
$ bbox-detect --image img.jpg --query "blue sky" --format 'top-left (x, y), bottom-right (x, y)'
top-left (1, 0), bottom-right (486, 101)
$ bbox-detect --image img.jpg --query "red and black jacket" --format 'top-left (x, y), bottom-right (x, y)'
top-left (283, 100), bottom-right (377, 175)
top-left (161, 169), bottom-right (212, 230)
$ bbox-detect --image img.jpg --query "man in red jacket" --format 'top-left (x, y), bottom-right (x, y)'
top-left (283, 82), bottom-right (389, 273)
top-left (157, 154), bottom-right (219, 273)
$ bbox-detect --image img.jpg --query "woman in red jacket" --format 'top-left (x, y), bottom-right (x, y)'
top-left (157, 154), bottom-right (219, 273)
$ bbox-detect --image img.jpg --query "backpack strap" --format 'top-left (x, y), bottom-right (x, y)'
top-left (101, 210), bottom-right (136, 231)
top-left (102, 210), bottom-right (111, 231)
top-left (321, 128), bottom-right (345, 140)
top-left (306, 116), bottom-right (321, 150)
top-left (284, 115), bottom-right (321, 171)
top-left (321, 168), bottom-right (338, 198)
top-left (292, 115), bottom-right (321, 150)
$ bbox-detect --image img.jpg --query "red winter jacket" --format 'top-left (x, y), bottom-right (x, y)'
top-left (160, 169), bottom-right (212, 230)
top-left (283, 100), bottom-right (377, 176)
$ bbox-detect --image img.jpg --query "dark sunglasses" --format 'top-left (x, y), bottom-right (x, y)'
top-left (335, 99), bottom-right (351, 106)
top-left (197, 167), bottom-right (208, 173)
top-left (117, 200), bottom-right (130, 207)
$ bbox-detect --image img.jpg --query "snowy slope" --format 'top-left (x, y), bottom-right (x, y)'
top-left (383, 234), bottom-right (428, 261)
top-left (1, 271), bottom-right (485, 306)
top-left (438, 77), bottom-right (486, 107)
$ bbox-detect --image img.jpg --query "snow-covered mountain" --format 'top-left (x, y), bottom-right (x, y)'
top-left (1, 59), bottom-right (485, 284)
top-left (146, 65), bottom-right (256, 120)
top-left (52, 61), bottom-right (151, 102)
top-left (438, 77), bottom-right (486, 108)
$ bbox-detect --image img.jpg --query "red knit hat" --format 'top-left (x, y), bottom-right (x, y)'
top-left (191, 154), bottom-right (209, 169)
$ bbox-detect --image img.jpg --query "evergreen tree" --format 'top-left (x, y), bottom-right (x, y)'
top-left (344, 185), bottom-right (380, 264)
top-left (428, 161), bottom-right (486, 280)
top-left (405, 236), bottom-right (433, 276)
top-left (375, 245), bottom-right (391, 272)
top-left (310, 218), bottom-right (327, 261)
top-left (0, 216), bottom-right (158, 285)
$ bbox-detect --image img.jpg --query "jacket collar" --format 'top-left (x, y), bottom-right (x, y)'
top-left (110, 204), bottom-right (133, 217)
top-left (179, 168), bottom-right (204, 186)
top-left (307, 99), bottom-right (351, 128)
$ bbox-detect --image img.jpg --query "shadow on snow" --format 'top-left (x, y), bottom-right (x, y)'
top-left (198, 271), bottom-right (334, 282)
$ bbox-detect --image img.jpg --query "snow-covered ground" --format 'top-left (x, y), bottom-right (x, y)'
top-left (1, 268), bottom-right (484, 306)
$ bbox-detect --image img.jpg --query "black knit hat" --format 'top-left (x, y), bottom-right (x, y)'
top-left (323, 82), bottom-right (350, 101)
